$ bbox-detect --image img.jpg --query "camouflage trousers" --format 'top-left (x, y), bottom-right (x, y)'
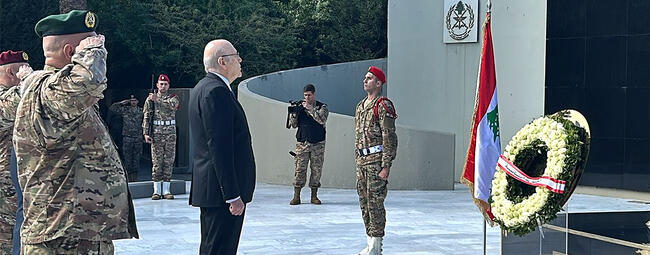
top-left (0, 163), bottom-right (17, 254)
top-left (23, 238), bottom-right (114, 255)
top-left (293, 141), bottom-right (325, 188)
top-left (122, 136), bottom-right (143, 181)
top-left (0, 207), bottom-right (15, 255)
top-left (0, 206), bottom-right (16, 255)
top-left (151, 133), bottom-right (176, 182)
top-left (356, 162), bottom-right (388, 237)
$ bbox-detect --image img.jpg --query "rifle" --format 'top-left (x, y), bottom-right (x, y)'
top-left (147, 74), bottom-right (155, 142)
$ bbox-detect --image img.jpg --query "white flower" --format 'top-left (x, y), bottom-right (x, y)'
top-left (490, 115), bottom-right (582, 234)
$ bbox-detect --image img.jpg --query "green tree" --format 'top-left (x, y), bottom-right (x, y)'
top-left (1, 0), bottom-right (387, 89)
top-left (60, 0), bottom-right (87, 13)
top-left (275, 0), bottom-right (387, 66)
top-left (0, 1), bottom-right (58, 71)
top-left (90, 0), bottom-right (300, 88)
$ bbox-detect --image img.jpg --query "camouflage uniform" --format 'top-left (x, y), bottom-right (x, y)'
top-left (142, 93), bottom-right (179, 182)
top-left (354, 96), bottom-right (397, 237)
top-left (0, 84), bottom-right (20, 254)
top-left (110, 102), bottom-right (143, 181)
top-left (288, 102), bottom-right (328, 188)
top-left (13, 42), bottom-right (138, 253)
top-left (23, 238), bottom-right (113, 255)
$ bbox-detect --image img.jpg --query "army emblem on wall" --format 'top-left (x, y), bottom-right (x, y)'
top-left (444, 0), bottom-right (478, 43)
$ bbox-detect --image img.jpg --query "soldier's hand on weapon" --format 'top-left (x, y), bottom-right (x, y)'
top-left (76, 34), bottom-right (105, 53)
top-left (229, 198), bottom-right (245, 216)
top-left (144, 134), bottom-right (152, 144)
top-left (148, 93), bottom-right (158, 101)
top-left (301, 101), bottom-right (313, 110)
top-left (379, 167), bottom-right (390, 181)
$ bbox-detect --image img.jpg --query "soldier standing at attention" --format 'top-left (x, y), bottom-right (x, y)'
top-left (110, 95), bottom-right (144, 181)
top-left (13, 10), bottom-right (138, 254)
top-left (287, 84), bottom-right (328, 205)
top-left (354, 66), bottom-right (397, 255)
top-left (143, 74), bottom-right (180, 200)
top-left (0, 50), bottom-right (30, 254)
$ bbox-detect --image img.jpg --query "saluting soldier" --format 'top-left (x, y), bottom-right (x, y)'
top-left (142, 74), bottom-right (180, 200)
top-left (353, 66), bottom-right (397, 255)
top-left (0, 50), bottom-right (30, 254)
top-left (110, 95), bottom-right (144, 181)
top-left (13, 10), bottom-right (138, 254)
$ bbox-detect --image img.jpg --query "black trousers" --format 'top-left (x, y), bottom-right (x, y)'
top-left (199, 206), bottom-right (246, 255)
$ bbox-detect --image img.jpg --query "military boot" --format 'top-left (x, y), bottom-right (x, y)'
top-left (289, 187), bottom-right (301, 205)
top-left (355, 235), bottom-right (371, 255)
top-left (151, 181), bottom-right (162, 200)
top-left (162, 181), bottom-right (174, 199)
top-left (310, 188), bottom-right (321, 204)
top-left (367, 237), bottom-right (382, 255)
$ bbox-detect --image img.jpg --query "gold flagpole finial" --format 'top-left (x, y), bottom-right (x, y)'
top-left (487, 0), bottom-right (492, 13)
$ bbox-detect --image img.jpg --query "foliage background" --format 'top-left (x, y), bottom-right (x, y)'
top-left (0, 0), bottom-right (387, 89)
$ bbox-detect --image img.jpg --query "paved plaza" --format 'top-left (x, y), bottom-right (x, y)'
top-left (114, 183), bottom-right (648, 255)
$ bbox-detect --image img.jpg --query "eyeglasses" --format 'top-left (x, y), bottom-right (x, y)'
top-left (220, 52), bottom-right (239, 58)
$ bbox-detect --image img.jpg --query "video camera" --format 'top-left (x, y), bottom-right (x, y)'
top-left (286, 100), bottom-right (304, 129)
top-left (287, 100), bottom-right (304, 114)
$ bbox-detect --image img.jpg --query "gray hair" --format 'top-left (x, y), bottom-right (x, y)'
top-left (203, 44), bottom-right (227, 73)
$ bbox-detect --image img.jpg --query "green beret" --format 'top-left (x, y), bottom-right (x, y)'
top-left (35, 10), bottom-right (97, 38)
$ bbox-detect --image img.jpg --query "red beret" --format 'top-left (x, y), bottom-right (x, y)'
top-left (0, 50), bottom-right (29, 66)
top-left (158, 74), bottom-right (170, 82)
top-left (368, 66), bottom-right (385, 84)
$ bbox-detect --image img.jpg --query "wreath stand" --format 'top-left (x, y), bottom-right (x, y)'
top-left (537, 202), bottom-right (570, 255)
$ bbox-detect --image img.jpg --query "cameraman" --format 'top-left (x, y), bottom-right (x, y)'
top-left (287, 84), bottom-right (329, 205)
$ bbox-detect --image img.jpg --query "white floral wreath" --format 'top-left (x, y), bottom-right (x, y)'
top-left (491, 116), bottom-right (569, 230)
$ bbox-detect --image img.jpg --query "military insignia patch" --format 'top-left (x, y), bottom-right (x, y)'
top-left (22, 52), bottom-right (28, 61)
top-left (85, 12), bottom-right (96, 29)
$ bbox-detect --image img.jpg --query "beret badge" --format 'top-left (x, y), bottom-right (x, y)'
top-left (85, 12), bottom-right (96, 29)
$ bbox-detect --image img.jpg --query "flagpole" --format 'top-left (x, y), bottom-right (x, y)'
top-left (484, 2), bottom-right (492, 255)
top-left (483, 220), bottom-right (487, 255)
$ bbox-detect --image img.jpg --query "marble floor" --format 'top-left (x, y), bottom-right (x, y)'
top-left (113, 183), bottom-right (649, 255)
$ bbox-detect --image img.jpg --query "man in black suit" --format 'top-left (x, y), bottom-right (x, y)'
top-left (189, 39), bottom-right (256, 255)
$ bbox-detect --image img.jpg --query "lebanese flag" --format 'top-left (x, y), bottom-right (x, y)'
top-left (460, 12), bottom-right (500, 222)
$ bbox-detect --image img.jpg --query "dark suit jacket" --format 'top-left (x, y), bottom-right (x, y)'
top-left (189, 72), bottom-right (256, 207)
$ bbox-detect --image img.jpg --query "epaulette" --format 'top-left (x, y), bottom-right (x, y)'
top-left (373, 97), bottom-right (397, 121)
top-left (169, 93), bottom-right (180, 110)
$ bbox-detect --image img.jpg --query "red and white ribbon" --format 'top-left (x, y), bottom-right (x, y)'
top-left (497, 155), bottom-right (566, 194)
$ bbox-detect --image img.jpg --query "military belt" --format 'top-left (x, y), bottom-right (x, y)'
top-left (357, 145), bottom-right (383, 156)
top-left (153, 120), bottom-right (176, 126)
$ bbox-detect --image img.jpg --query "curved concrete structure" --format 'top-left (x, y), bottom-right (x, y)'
top-left (238, 59), bottom-right (455, 190)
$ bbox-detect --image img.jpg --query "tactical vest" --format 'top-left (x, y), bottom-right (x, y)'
top-left (296, 101), bottom-right (326, 143)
